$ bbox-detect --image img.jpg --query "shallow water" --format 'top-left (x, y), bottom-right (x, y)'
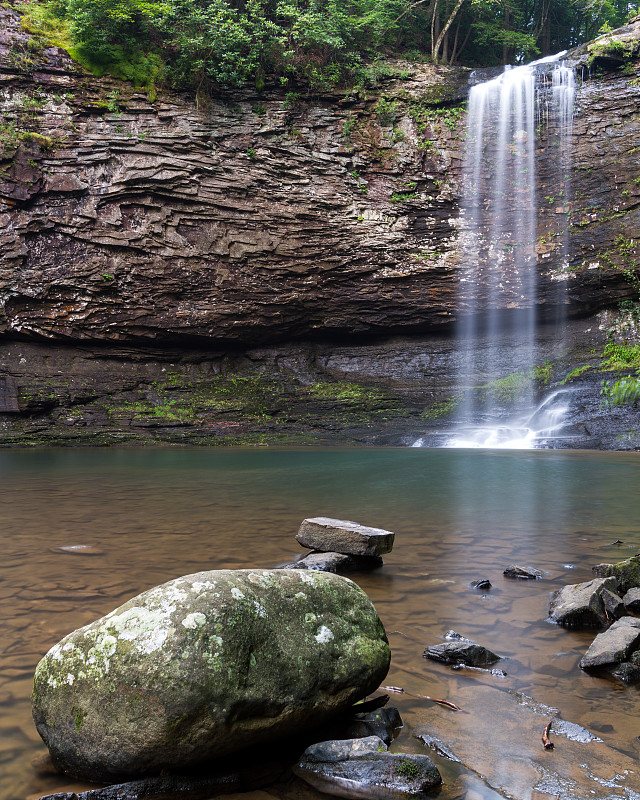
top-left (1, 447), bottom-right (640, 799)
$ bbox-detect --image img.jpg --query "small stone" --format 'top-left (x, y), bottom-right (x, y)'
top-left (622, 586), bottom-right (640, 612)
top-left (548, 577), bottom-right (619, 628)
top-left (424, 640), bottom-right (500, 667)
top-left (471, 578), bottom-right (492, 590)
top-left (282, 551), bottom-right (383, 573)
top-left (503, 565), bottom-right (542, 579)
top-left (296, 517), bottom-right (395, 557)
top-left (293, 737), bottom-right (441, 799)
top-left (580, 616), bottom-right (640, 670)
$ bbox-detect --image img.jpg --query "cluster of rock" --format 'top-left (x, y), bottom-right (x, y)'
top-left (31, 535), bottom-right (445, 800)
top-left (283, 517), bottom-right (395, 573)
top-left (549, 555), bottom-right (640, 682)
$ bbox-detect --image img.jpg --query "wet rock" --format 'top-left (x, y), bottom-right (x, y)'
top-left (503, 565), bottom-right (542, 580)
top-left (622, 586), bottom-right (640, 612)
top-left (31, 569), bottom-right (390, 782)
top-left (343, 706), bottom-right (403, 746)
top-left (580, 616), bottom-right (640, 669)
top-left (424, 638), bottom-right (500, 667)
top-left (282, 551), bottom-right (383, 573)
top-left (450, 664), bottom-right (507, 677)
top-left (292, 736), bottom-right (442, 799)
top-left (413, 733), bottom-right (460, 762)
top-left (592, 555), bottom-right (640, 594)
top-left (296, 518), bottom-right (395, 557)
top-left (413, 684), bottom-right (640, 800)
top-left (35, 760), bottom-right (282, 800)
top-left (601, 586), bottom-right (625, 620)
top-left (611, 661), bottom-right (640, 684)
top-left (444, 630), bottom-right (471, 642)
top-left (548, 576), bottom-right (619, 627)
top-left (470, 578), bottom-right (491, 590)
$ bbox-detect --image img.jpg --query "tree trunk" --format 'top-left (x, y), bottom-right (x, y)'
top-left (432, 0), bottom-right (465, 64)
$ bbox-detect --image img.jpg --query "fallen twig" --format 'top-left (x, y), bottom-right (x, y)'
top-left (380, 684), bottom-right (461, 711)
top-left (542, 720), bottom-right (554, 750)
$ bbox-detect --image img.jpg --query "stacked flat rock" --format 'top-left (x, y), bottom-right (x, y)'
top-left (284, 517), bottom-right (395, 574)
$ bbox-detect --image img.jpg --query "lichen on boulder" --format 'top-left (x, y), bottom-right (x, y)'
top-left (31, 568), bottom-right (390, 782)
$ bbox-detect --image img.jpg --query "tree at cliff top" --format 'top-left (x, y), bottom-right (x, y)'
top-left (20, 0), bottom-right (640, 90)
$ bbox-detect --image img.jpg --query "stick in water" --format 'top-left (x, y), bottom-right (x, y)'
top-left (380, 685), bottom-right (461, 711)
top-left (542, 720), bottom-right (554, 749)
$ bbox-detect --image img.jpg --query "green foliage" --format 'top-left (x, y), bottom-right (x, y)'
top-left (374, 96), bottom-right (397, 126)
top-left (602, 342), bottom-right (640, 370)
top-left (601, 376), bottom-right (640, 406)
top-left (422, 395), bottom-right (458, 419)
top-left (561, 364), bottom-right (593, 384)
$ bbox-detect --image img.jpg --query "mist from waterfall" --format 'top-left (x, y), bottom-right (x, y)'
top-left (447, 54), bottom-right (576, 449)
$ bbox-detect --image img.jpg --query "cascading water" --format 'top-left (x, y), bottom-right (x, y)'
top-left (443, 54), bottom-right (576, 449)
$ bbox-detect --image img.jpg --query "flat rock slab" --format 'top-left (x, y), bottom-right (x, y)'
top-left (548, 576), bottom-right (619, 628)
top-left (580, 616), bottom-right (640, 669)
top-left (423, 640), bottom-right (500, 667)
top-left (297, 518), bottom-right (395, 557)
top-left (414, 684), bottom-right (640, 800)
top-left (293, 736), bottom-right (441, 799)
top-left (282, 551), bottom-right (383, 573)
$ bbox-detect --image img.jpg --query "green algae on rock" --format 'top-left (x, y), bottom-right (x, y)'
top-left (31, 569), bottom-right (390, 782)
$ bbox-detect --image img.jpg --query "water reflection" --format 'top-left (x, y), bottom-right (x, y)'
top-left (1, 448), bottom-right (639, 799)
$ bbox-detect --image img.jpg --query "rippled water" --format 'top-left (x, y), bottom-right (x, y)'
top-left (2, 448), bottom-right (640, 799)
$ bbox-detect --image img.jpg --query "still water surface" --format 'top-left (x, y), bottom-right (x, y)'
top-left (1, 448), bottom-right (639, 799)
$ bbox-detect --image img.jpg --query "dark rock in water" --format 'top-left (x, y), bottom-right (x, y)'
top-left (31, 569), bottom-right (390, 782)
top-left (292, 736), bottom-right (442, 799)
top-left (343, 706), bottom-right (403, 746)
top-left (471, 578), bottom-right (492, 590)
top-left (611, 661), bottom-right (640, 684)
top-left (282, 551), bottom-right (383, 573)
top-left (503, 565), bottom-right (542, 580)
top-left (580, 616), bottom-right (640, 670)
top-left (35, 760), bottom-right (282, 800)
top-left (450, 664), bottom-right (508, 677)
top-left (622, 586), bottom-right (640, 612)
top-left (601, 587), bottom-right (625, 620)
top-left (424, 640), bottom-right (500, 667)
top-left (414, 733), bottom-right (460, 762)
top-left (548, 576), bottom-right (619, 628)
top-left (592, 555), bottom-right (640, 594)
top-left (296, 518), bottom-right (395, 557)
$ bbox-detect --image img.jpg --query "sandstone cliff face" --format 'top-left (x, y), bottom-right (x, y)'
top-left (1, 7), bottom-right (638, 348)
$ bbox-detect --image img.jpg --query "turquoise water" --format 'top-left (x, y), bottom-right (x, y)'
top-left (1, 448), bottom-right (639, 798)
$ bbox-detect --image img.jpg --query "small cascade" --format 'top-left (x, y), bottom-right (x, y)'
top-left (440, 52), bottom-right (576, 450)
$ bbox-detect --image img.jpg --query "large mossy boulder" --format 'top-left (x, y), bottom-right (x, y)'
top-left (31, 569), bottom-right (390, 782)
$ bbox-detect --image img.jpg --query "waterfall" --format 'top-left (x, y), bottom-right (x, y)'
top-left (443, 54), bottom-right (576, 449)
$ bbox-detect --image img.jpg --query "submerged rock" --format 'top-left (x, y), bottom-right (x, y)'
top-left (424, 639), bottom-right (500, 667)
top-left (31, 569), bottom-right (390, 782)
top-left (579, 616), bottom-right (640, 669)
top-left (292, 736), bottom-right (441, 799)
top-left (296, 518), bottom-right (395, 557)
top-left (611, 661), bottom-right (640, 684)
top-left (503, 565), bottom-right (542, 580)
top-left (282, 551), bottom-right (383, 573)
top-left (548, 576), bottom-right (619, 627)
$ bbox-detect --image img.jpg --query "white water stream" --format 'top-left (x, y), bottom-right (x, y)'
top-left (430, 54), bottom-right (576, 449)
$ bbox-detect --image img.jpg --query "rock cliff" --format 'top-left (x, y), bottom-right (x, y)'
top-left (1, 8), bottom-right (639, 446)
